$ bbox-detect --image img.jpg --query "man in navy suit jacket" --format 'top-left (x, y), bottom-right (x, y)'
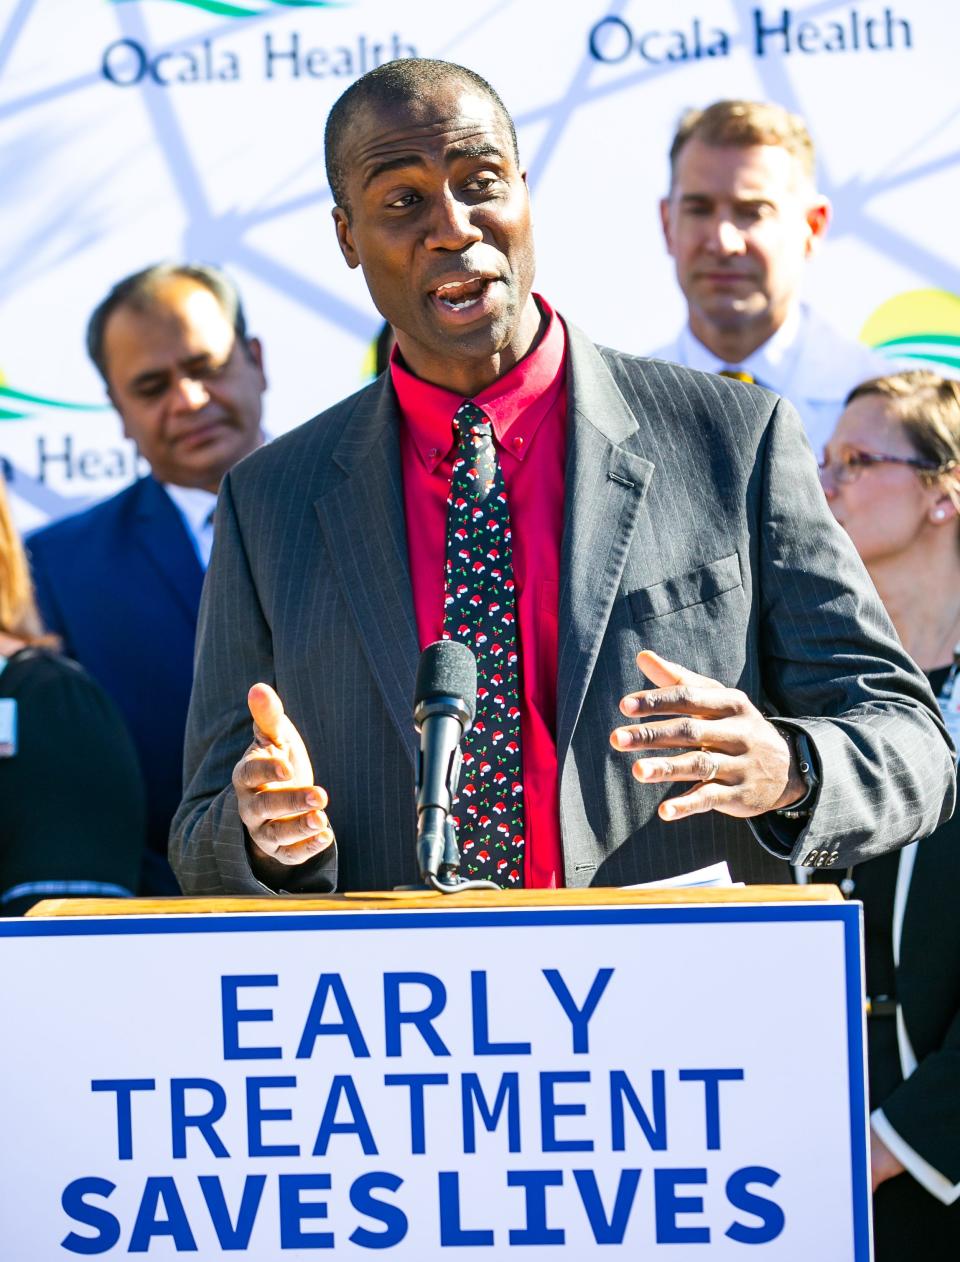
top-left (28, 263), bottom-right (266, 892)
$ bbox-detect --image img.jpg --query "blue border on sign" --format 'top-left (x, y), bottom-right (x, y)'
top-left (1, 902), bottom-right (868, 1259)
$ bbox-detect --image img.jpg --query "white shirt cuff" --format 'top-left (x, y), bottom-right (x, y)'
top-left (871, 1108), bottom-right (960, 1205)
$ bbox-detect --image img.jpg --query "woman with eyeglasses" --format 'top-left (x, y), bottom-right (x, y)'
top-left (0, 477), bottom-right (145, 913)
top-left (819, 370), bottom-right (960, 1258)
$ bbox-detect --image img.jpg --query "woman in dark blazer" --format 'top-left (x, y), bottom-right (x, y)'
top-left (0, 478), bottom-right (144, 913)
top-left (820, 370), bottom-right (960, 1258)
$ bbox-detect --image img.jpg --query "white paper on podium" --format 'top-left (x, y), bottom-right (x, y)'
top-left (626, 861), bottom-right (739, 890)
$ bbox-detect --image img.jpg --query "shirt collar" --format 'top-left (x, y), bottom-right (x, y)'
top-left (162, 482), bottom-right (218, 539)
top-left (390, 293), bottom-right (567, 472)
top-left (679, 303), bottom-right (803, 392)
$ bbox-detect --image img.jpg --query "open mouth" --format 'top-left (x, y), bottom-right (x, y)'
top-left (431, 276), bottom-right (496, 313)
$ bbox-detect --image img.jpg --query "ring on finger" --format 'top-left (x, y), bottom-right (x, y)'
top-left (702, 754), bottom-right (720, 782)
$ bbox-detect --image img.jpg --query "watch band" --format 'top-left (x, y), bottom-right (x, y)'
top-left (773, 726), bottom-right (820, 819)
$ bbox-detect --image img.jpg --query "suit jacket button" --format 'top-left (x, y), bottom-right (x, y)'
top-left (802, 849), bottom-right (820, 866)
top-left (815, 851), bottom-right (831, 867)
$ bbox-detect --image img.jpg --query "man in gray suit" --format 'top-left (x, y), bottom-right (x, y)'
top-left (170, 59), bottom-right (954, 895)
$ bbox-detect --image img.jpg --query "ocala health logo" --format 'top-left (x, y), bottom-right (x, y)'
top-left (0, 372), bottom-right (109, 422)
top-left (862, 289), bottom-right (960, 373)
top-left (110, 0), bottom-right (345, 16)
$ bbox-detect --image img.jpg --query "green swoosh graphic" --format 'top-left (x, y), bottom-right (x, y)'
top-left (0, 386), bottom-right (109, 414)
top-left (112, 0), bottom-right (265, 15)
top-left (110, 0), bottom-right (345, 14)
top-left (874, 333), bottom-right (960, 349)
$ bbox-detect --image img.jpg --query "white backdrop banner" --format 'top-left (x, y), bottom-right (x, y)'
top-left (1, 0), bottom-right (958, 528)
top-left (0, 902), bottom-right (869, 1258)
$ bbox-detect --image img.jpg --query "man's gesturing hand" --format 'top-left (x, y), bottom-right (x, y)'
top-left (233, 683), bottom-right (335, 866)
top-left (611, 650), bottom-right (806, 822)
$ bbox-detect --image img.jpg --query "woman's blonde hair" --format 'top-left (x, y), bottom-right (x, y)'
top-left (846, 370), bottom-right (960, 508)
top-left (0, 478), bottom-right (55, 644)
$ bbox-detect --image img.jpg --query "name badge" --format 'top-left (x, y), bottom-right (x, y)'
top-left (0, 698), bottom-right (17, 757)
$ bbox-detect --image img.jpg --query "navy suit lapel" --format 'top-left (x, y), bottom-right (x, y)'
top-left (556, 326), bottom-right (656, 768)
top-left (314, 378), bottom-right (420, 769)
top-left (133, 477), bottom-right (205, 626)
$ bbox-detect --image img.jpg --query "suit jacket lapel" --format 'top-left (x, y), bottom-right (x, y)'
top-left (557, 326), bottom-right (656, 766)
top-left (133, 477), bottom-right (204, 625)
top-left (314, 378), bottom-right (420, 768)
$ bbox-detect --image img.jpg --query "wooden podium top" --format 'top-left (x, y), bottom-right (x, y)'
top-left (26, 884), bottom-right (841, 917)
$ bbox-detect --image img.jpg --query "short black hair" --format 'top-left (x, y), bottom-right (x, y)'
top-left (324, 57), bottom-right (519, 215)
top-left (86, 261), bottom-right (250, 383)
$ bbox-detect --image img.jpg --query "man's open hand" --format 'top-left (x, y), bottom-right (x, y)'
top-left (610, 650), bottom-right (806, 822)
top-left (232, 683), bottom-right (335, 865)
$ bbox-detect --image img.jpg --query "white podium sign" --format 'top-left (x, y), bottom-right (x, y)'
top-left (0, 903), bottom-right (868, 1259)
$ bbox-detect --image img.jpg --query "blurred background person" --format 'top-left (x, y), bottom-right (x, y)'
top-left (0, 476), bottom-right (144, 915)
top-left (27, 263), bottom-right (267, 895)
top-left (819, 370), bottom-right (960, 1257)
top-left (653, 100), bottom-right (892, 458)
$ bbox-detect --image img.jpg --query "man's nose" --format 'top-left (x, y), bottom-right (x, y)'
top-left (424, 190), bottom-right (484, 251)
top-left (171, 375), bottom-right (210, 411)
top-left (706, 217), bottom-right (747, 256)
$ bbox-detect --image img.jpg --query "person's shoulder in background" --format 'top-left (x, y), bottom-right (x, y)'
top-left (0, 646), bottom-right (145, 914)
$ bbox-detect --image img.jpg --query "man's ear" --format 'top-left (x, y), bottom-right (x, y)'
top-left (333, 206), bottom-right (360, 269)
top-left (659, 197), bottom-right (675, 255)
top-left (245, 336), bottom-right (267, 390)
top-left (804, 196), bottom-right (831, 258)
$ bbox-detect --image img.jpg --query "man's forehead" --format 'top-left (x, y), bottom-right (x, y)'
top-left (674, 140), bottom-right (806, 196)
top-left (103, 282), bottom-right (233, 378)
top-left (348, 89), bottom-right (512, 171)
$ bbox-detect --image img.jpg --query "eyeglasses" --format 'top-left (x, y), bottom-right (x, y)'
top-left (818, 448), bottom-right (943, 485)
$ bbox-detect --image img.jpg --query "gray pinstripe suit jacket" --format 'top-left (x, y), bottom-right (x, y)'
top-left (169, 324), bottom-right (955, 893)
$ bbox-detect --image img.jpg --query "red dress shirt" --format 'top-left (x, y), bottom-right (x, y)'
top-left (391, 296), bottom-right (567, 888)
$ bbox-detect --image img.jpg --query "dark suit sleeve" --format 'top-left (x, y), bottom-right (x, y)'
top-left (748, 396), bottom-right (956, 867)
top-left (168, 472), bottom-right (337, 895)
top-left (876, 1008), bottom-right (960, 1194)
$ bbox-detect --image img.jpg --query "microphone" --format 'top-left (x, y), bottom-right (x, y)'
top-left (414, 640), bottom-right (477, 885)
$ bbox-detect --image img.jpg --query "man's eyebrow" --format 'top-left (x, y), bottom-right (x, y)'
top-left (129, 369), bottom-right (170, 391)
top-left (446, 142), bottom-right (505, 163)
top-left (362, 142), bottom-right (506, 189)
top-left (363, 153), bottom-right (426, 188)
top-left (128, 353), bottom-right (216, 391)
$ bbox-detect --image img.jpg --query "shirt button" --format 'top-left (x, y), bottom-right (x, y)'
top-left (512, 435), bottom-right (524, 451)
top-left (428, 447), bottom-right (439, 459)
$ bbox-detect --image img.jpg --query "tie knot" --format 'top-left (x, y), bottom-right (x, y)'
top-left (454, 400), bottom-right (492, 445)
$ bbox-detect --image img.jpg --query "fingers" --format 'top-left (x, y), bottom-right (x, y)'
top-left (248, 682), bottom-right (287, 747)
top-left (656, 783), bottom-right (727, 822)
top-left (635, 649), bottom-right (724, 691)
top-left (611, 716), bottom-right (748, 754)
top-left (234, 750), bottom-right (292, 791)
top-left (630, 750), bottom-right (733, 785)
top-left (244, 787), bottom-right (335, 864)
top-left (244, 785), bottom-right (329, 826)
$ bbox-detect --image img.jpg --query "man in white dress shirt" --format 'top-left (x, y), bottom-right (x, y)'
top-left (652, 100), bottom-right (892, 458)
top-left (28, 263), bottom-right (266, 891)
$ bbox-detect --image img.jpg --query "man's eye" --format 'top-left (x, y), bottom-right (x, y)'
top-left (465, 175), bottom-right (498, 193)
top-left (386, 192), bottom-right (420, 209)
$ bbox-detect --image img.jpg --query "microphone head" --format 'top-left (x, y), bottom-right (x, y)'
top-left (415, 639), bottom-right (477, 724)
